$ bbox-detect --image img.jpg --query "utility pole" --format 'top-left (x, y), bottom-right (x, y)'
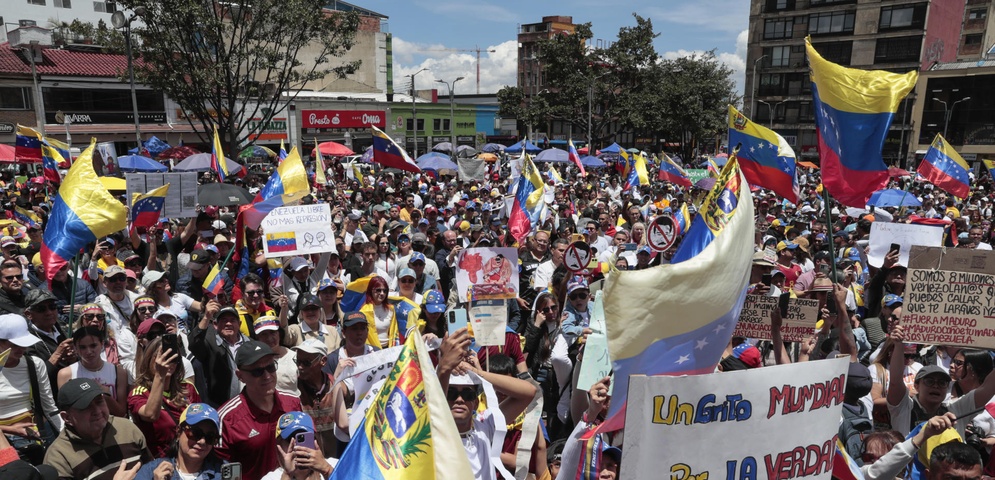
top-left (750, 54), bottom-right (768, 117)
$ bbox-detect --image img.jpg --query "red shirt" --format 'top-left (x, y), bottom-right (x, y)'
top-left (127, 383), bottom-right (201, 458)
top-left (477, 332), bottom-right (526, 367)
top-left (216, 391), bottom-right (303, 480)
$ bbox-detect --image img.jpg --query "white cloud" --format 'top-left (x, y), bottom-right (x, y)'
top-left (661, 29), bottom-right (749, 96)
top-left (394, 39), bottom-right (518, 95)
top-left (649, 0), bottom-right (749, 33)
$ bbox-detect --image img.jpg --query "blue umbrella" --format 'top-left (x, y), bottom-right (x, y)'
top-left (534, 148), bottom-right (569, 163)
top-left (118, 154), bottom-right (168, 172)
top-left (580, 155), bottom-right (606, 168)
top-left (600, 143), bottom-right (623, 154)
top-left (505, 140), bottom-right (542, 154)
top-left (481, 143), bottom-right (506, 153)
top-left (416, 152), bottom-right (458, 171)
top-left (174, 153), bottom-right (243, 174)
top-left (868, 189), bottom-right (921, 208)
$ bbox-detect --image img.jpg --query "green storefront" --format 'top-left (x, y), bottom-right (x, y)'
top-left (392, 103), bottom-right (477, 156)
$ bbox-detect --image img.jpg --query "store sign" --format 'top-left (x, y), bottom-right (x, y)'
top-left (0, 123), bottom-right (14, 134)
top-left (301, 110), bottom-right (386, 129)
top-left (47, 111), bottom-right (167, 124)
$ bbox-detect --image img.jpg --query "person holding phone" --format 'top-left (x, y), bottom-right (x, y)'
top-left (128, 336), bottom-right (198, 457)
top-left (135, 404), bottom-right (227, 480)
top-left (263, 412), bottom-right (334, 480)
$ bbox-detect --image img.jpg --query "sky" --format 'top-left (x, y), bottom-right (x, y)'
top-left (363, 0), bottom-right (750, 96)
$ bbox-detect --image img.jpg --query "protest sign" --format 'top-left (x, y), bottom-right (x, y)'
top-left (734, 294), bottom-right (819, 342)
top-left (125, 172), bottom-right (199, 219)
top-left (455, 247), bottom-right (519, 302)
top-left (648, 215), bottom-right (678, 252)
top-left (260, 203), bottom-right (336, 258)
top-left (902, 246), bottom-right (995, 348)
top-left (563, 241), bottom-right (593, 273)
top-left (469, 299), bottom-right (508, 347)
top-left (867, 221), bottom-right (943, 267)
top-left (577, 333), bottom-right (612, 392)
top-left (686, 169), bottom-right (710, 184)
top-left (621, 357), bottom-right (849, 480)
top-left (335, 345), bottom-right (404, 401)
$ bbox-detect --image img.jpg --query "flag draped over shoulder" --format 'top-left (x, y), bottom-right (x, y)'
top-left (372, 126), bottom-right (420, 173)
top-left (917, 134), bottom-right (971, 199)
top-left (342, 275), bottom-right (375, 313)
top-left (728, 105), bottom-right (799, 203)
top-left (508, 155), bottom-right (546, 243)
top-left (129, 184), bottom-right (170, 233)
top-left (330, 333), bottom-right (474, 480)
top-left (807, 36), bottom-right (917, 207)
top-left (592, 156), bottom-right (755, 435)
top-left (41, 140), bottom-right (128, 284)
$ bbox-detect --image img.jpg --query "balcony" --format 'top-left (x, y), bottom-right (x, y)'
top-left (965, 18), bottom-right (988, 31)
top-left (960, 43), bottom-right (983, 56)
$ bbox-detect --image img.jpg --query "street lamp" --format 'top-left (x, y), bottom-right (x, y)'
top-left (407, 68), bottom-right (428, 157)
top-left (437, 77), bottom-right (465, 160)
top-left (111, 6), bottom-right (146, 148)
top-left (933, 96), bottom-right (972, 139)
top-left (757, 99), bottom-right (787, 130)
top-left (750, 54), bottom-right (768, 117)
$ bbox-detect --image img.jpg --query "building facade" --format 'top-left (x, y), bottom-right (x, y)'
top-left (957, 0), bottom-right (995, 59)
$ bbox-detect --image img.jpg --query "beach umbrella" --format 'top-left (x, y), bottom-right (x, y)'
top-left (416, 152), bottom-right (458, 171)
top-left (432, 142), bottom-right (454, 153)
top-left (534, 148), bottom-right (570, 163)
top-left (118, 154), bottom-right (168, 173)
top-left (313, 141), bottom-right (353, 157)
top-left (481, 143), bottom-right (505, 153)
top-left (867, 189), bottom-right (921, 208)
top-left (579, 155), bottom-right (606, 168)
top-left (174, 153), bottom-right (243, 174)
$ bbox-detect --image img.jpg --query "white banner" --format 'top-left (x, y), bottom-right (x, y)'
top-left (260, 203), bottom-right (336, 258)
top-left (867, 221), bottom-right (943, 268)
top-left (125, 172), bottom-right (199, 219)
top-left (621, 358), bottom-right (849, 480)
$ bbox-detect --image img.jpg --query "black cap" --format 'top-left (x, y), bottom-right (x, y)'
top-left (300, 292), bottom-right (320, 308)
top-left (915, 364), bottom-right (951, 383)
top-left (343, 311), bottom-right (368, 327)
top-left (58, 378), bottom-right (108, 410)
top-left (0, 461), bottom-right (58, 480)
top-left (189, 249), bottom-right (211, 265)
top-left (235, 340), bottom-right (276, 367)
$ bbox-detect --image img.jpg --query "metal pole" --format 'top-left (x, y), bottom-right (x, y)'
top-left (26, 44), bottom-right (46, 134)
top-left (125, 23), bottom-right (142, 146)
top-left (948, 97), bottom-right (971, 141)
top-left (411, 74), bottom-right (417, 158)
top-left (588, 80), bottom-right (593, 151)
top-left (750, 55), bottom-right (768, 117)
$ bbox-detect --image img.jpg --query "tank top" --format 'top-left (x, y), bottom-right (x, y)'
top-left (70, 361), bottom-right (118, 399)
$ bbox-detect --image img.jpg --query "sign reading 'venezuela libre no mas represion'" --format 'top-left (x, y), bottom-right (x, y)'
top-left (902, 246), bottom-right (995, 349)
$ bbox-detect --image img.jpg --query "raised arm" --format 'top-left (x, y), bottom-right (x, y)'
top-left (886, 326), bottom-right (907, 407)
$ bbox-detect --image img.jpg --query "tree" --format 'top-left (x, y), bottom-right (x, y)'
top-left (117, 0), bottom-right (361, 154)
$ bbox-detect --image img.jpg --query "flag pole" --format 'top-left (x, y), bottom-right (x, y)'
top-left (66, 251), bottom-right (80, 333)
top-left (821, 187), bottom-right (839, 282)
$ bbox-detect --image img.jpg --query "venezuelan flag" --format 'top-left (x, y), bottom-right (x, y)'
top-left (658, 153), bottom-right (692, 188)
top-left (278, 139), bottom-right (288, 162)
top-left (807, 37), bottom-right (917, 208)
top-left (917, 134), bottom-right (971, 199)
top-left (329, 333), bottom-right (473, 480)
top-left (833, 439), bottom-right (865, 480)
top-left (622, 150), bottom-right (638, 190)
top-left (44, 137), bottom-right (71, 166)
top-left (40, 140), bottom-right (128, 285)
top-left (568, 139), bottom-right (586, 176)
top-left (728, 105), bottom-right (799, 203)
top-left (15, 125), bottom-right (43, 163)
top-left (14, 207), bottom-right (41, 230)
top-left (202, 263), bottom-right (224, 296)
top-left (591, 156), bottom-right (755, 436)
top-left (371, 125), bottom-right (420, 173)
top-left (130, 184), bottom-right (170, 233)
top-left (341, 275), bottom-right (375, 313)
top-left (546, 164), bottom-right (564, 185)
top-left (508, 155), bottom-right (546, 243)
top-left (256, 146), bottom-right (310, 202)
top-left (41, 138), bottom-right (67, 184)
top-left (984, 159), bottom-right (995, 179)
top-left (210, 127), bottom-right (229, 182)
top-left (265, 232), bottom-right (297, 254)
top-left (673, 203), bottom-right (691, 237)
top-left (390, 295), bottom-right (421, 337)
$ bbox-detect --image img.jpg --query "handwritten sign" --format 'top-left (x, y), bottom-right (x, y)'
top-left (734, 294), bottom-right (819, 342)
top-left (125, 172), bottom-right (199, 218)
top-left (469, 300), bottom-right (508, 347)
top-left (261, 203), bottom-right (336, 258)
top-left (335, 345), bottom-right (404, 400)
top-left (621, 357), bottom-right (849, 480)
top-left (902, 246), bottom-right (995, 348)
top-left (577, 333), bottom-right (612, 392)
top-left (867, 221), bottom-right (943, 267)
top-left (455, 247), bottom-right (519, 302)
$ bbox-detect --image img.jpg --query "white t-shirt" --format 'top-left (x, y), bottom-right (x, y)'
top-left (161, 293), bottom-right (196, 331)
top-left (889, 390), bottom-right (978, 437)
top-left (276, 350), bottom-right (299, 396)
top-left (464, 411), bottom-right (498, 480)
top-left (373, 304), bottom-right (392, 345)
top-left (0, 355), bottom-right (63, 430)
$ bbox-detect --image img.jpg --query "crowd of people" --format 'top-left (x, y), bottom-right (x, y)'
top-left (0, 150), bottom-right (993, 480)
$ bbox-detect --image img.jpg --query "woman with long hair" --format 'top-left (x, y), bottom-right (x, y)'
top-left (360, 276), bottom-right (400, 349)
top-left (524, 291), bottom-right (573, 439)
top-left (128, 336), bottom-right (197, 457)
top-left (143, 272), bottom-right (201, 334)
top-left (56, 326), bottom-right (129, 418)
top-left (372, 234), bottom-right (396, 285)
top-left (129, 295), bottom-right (157, 334)
top-left (74, 303), bottom-right (125, 366)
top-left (134, 403), bottom-right (226, 480)
top-left (950, 349), bottom-right (995, 398)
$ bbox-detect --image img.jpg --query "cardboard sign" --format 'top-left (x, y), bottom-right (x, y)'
top-left (335, 345), bottom-right (404, 401)
top-left (125, 172), bottom-right (199, 219)
top-left (621, 357), bottom-right (849, 480)
top-left (867, 221), bottom-right (943, 267)
top-left (455, 247), bottom-right (519, 302)
top-left (902, 246), bottom-right (995, 348)
top-left (563, 241), bottom-right (593, 273)
top-left (260, 203), bottom-right (336, 258)
top-left (469, 299), bottom-right (508, 347)
top-left (734, 294), bottom-right (820, 342)
top-left (648, 215), bottom-right (678, 252)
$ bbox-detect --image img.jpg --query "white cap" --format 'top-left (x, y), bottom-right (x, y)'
top-left (212, 220), bottom-right (226, 230)
top-left (0, 314), bottom-right (40, 347)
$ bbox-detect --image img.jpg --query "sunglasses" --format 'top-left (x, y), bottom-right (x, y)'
top-left (447, 386), bottom-right (480, 403)
top-left (400, 278), bottom-right (415, 284)
top-left (242, 363), bottom-right (277, 378)
top-left (919, 377), bottom-right (950, 389)
top-left (244, 290), bottom-right (265, 297)
top-left (539, 305), bottom-right (558, 314)
top-left (182, 425), bottom-right (220, 444)
top-left (295, 355), bottom-right (322, 367)
top-left (107, 275), bottom-right (127, 283)
top-left (373, 288), bottom-right (387, 294)
top-left (137, 306), bottom-right (157, 314)
top-left (569, 291), bottom-right (589, 301)
top-left (83, 313), bottom-right (107, 321)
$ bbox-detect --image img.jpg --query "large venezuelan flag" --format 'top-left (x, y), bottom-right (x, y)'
top-left (807, 37), bottom-right (917, 208)
top-left (372, 126), bottom-right (420, 173)
top-left (41, 140), bottom-right (128, 284)
top-left (341, 275), bottom-right (376, 313)
top-left (508, 155), bottom-right (546, 243)
top-left (593, 156), bottom-right (755, 435)
top-left (256, 146), bottom-right (310, 202)
top-left (917, 134), bottom-right (971, 199)
top-left (330, 333), bottom-right (474, 480)
top-left (658, 153), bottom-right (692, 188)
top-left (728, 105), bottom-right (799, 203)
top-left (15, 125), bottom-right (43, 163)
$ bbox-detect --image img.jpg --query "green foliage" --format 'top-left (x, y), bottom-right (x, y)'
top-left (116, 0), bottom-right (361, 152)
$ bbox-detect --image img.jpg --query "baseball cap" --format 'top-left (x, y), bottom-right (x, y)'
top-left (343, 311), bottom-right (369, 327)
top-left (212, 220), bottom-right (226, 230)
top-left (104, 265), bottom-right (127, 278)
top-left (0, 236), bottom-right (16, 248)
top-left (277, 411), bottom-right (316, 439)
top-left (732, 343), bottom-right (761, 368)
top-left (776, 241), bottom-right (798, 252)
top-left (412, 232), bottom-right (428, 244)
top-left (317, 277), bottom-right (340, 292)
top-left (136, 318), bottom-right (165, 338)
top-left (0, 460), bottom-right (58, 480)
top-left (399, 268), bottom-right (416, 280)
top-left (603, 446), bottom-right (622, 464)
top-left (793, 237), bottom-right (810, 253)
top-left (236, 339), bottom-right (276, 367)
top-left (25, 289), bottom-right (57, 310)
top-left (409, 252), bottom-right (426, 264)
top-left (287, 257), bottom-right (309, 272)
top-left (751, 250), bottom-right (777, 267)
top-left (567, 276), bottom-right (589, 295)
top-left (299, 292), bottom-right (320, 308)
top-left (882, 294), bottom-right (903, 308)
top-left (0, 314), bottom-right (40, 347)
top-left (179, 403), bottom-right (220, 430)
top-left (154, 309), bottom-right (178, 321)
top-left (915, 365), bottom-right (951, 383)
top-left (141, 270), bottom-right (168, 289)
top-left (189, 249), bottom-right (211, 265)
top-left (398, 233), bottom-right (411, 243)
top-left (58, 378), bottom-right (109, 410)
top-left (459, 221), bottom-right (470, 232)
top-left (253, 315), bottom-right (280, 334)
top-left (424, 290), bottom-right (446, 314)
top-left (292, 338), bottom-right (329, 356)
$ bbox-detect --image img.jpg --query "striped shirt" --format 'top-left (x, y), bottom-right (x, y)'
top-left (44, 416), bottom-right (153, 480)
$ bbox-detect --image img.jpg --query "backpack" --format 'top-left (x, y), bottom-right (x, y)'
top-left (839, 402), bottom-right (873, 464)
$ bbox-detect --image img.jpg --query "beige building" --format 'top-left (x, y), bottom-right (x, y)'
top-left (297, 2), bottom-right (391, 94)
top-left (957, 0), bottom-right (995, 59)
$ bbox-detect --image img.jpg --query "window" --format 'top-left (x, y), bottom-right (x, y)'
top-left (809, 11), bottom-right (855, 35)
top-left (55, 0), bottom-right (70, 7)
top-left (879, 4), bottom-right (926, 31)
top-left (816, 41), bottom-right (853, 65)
top-left (766, 46), bottom-right (791, 67)
top-left (874, 36), bottom-right (922, 63)
top-left (969, 9), bottom-right (987, 20)
top-left (405, 119), bottom-right (424, 132)
top-left (765, 0), bottom-right (795, 11)
top-left (0, 87), bottom-right (31, 110)
top-left (432, 119), bottom-right (451, 131)
top-left (27, 0), bottom-right (45, 4)
top-left (965, 34), bottom-right (983, 46)
top-left (764, 18), bottom-right (793, 40)
top-left (93, 1), bottom-right (116, 12)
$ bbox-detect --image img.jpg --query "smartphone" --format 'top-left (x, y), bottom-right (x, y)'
top-left (819, 264), bottom-right (830, 275)
top-left (761, 273), bottom-right (772, 286)
top-left (448, 308), bottom-right (468, 335)
top-left (889, 243), bottom-right (901, 255)
top-left (161, 334), bottom-right (179, 359)
top-left (221, 463), bottom-right (242, 480)
top-left (295, 431), bottom-right (316, 450)
top-left (623, 243), bottom-right (637, 252)
top-left (778, 292), bottom-right (790, 317)
top-left (827, 295), bottom-right (838, 314)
